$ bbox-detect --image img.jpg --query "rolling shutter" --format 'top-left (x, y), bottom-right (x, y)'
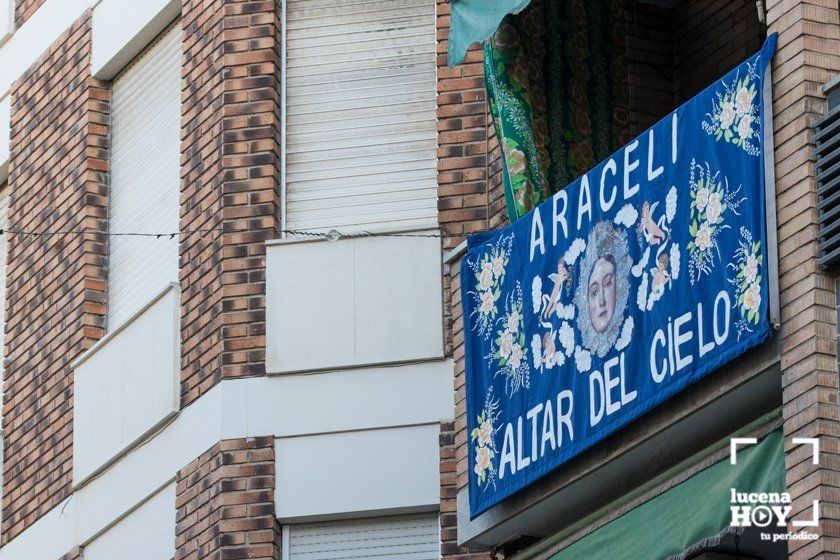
top-left (108, 23), bottom-right (181, 330)
top-left (285, 0), bottom-right (438, 233)
top-left (817, 101), bottom-right (840, 268)
top-left (287, 513), bottom-right (439, 560)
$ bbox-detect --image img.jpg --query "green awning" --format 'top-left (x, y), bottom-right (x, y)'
top-left (448, 0), bottom-right (533, 66)
top-left (550, 430), bottom-right (784, 560)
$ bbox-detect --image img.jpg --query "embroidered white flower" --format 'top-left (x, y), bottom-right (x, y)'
top-left (737, 114), bottom-right (752, 140)
top-left (509, 344), bottom-right (523, 370)
top-left (632, 247), bottom-right (650, 278)
top-left (499, 330), bottom-right (514, 359)
top-left (720, 101), bottom-right (736, 129)
top-left (735, 85), bottom-right (752, 116)
top-left (574, 346), bottom-right (591, 373)
top-left (744, 253), bottom-right (758, 284)
top-left (477, 419), bottom-right (493, 447)
top-left (531, 275), bottom-right (543, 314)
top-left (695, 222), bottom-right (713, 251)
top-left (480, 290), bottom-right (495, 314)
top-left (491, 255), bottom-right (504, 278)
top-left (508, 311), bottom-right (522, 333)
top-left (531, 334), bottom-right (542, 369)
top-left (744, 282), bottom-right (762, 313)
top-left (550, 348), bottom-right (565, 368)
top-left (666, 186), bottom-right (678, 224)
top-left (615, 317), bottom-right (634, 351)
top-left (564, 238), bottom-right (586, 266)
top-left (669, 243), bottom-right (681, 281)
top-left (558, 321), bottom-right (575, 356)
top-left (613, 204), bottom-right (638, 228)
top-left (475, 446), bottom-right (492, 476)
top-left (556, 303), bottom-right (575, 320)
top-left (695, 186), bottom-right (710, 212)
top-left (479, 267), bottom-right (493, 291)
top-left (637, 272), bottom-right (649, 311)
top-left (706, 191), bottom-right (722, 223)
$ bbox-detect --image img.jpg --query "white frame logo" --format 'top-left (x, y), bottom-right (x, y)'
top-left (729, 437), bottom-right (820, 543)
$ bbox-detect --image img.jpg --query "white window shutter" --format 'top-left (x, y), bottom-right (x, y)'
top-left (285, 0), bottom-right (438, 233)
top-left (287, 513), bottom-right (439, 560)
top-left (108, 23), bottom-right (181, 330)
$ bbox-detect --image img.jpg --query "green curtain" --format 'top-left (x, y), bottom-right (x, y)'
top-left (486, 0), bottom-right (630, 223)
top-left (550, 429), bottom-right (785, 560)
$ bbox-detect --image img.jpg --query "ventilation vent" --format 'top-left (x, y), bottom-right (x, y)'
top-left (816, 102), bottom-right (840, 268)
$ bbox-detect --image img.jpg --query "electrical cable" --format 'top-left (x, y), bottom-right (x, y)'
top-left (0, 227), bottom-right (477, 241)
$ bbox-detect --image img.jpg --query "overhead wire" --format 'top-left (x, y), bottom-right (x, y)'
top-left (0, 227), bottom-right (478, 241)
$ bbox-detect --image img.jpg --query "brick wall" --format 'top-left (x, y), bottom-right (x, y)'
top-left (58, 547), bottom-right (84, 560)
top-left (175, 437), bottom-right (280, 560)
top-left (14, 0), bottom-right (46, 28)
top-left (2, 12), bottom-right (108, 543)
top-left (440, 421), bottom-right (496, 560)
top-left (625, 0), bottom-right (764, 134)
top-left (435, 52), bottom-right (492, 251)
top-left (180, 0), bottom-right (281, 406)
top-left (674, 0), bottom-right (764, 102)
top-left (765, 1), bottom-right (840, 558)
top-left (625, 3), bottom-right (675, 133)
top-left (435, 2), bottom-right (496, 554)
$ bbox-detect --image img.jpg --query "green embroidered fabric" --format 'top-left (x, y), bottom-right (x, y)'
top-left (485, 0), bottom-right (631, 222)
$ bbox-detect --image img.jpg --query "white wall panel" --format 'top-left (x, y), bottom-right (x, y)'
top-left (1, 357), bottom-right (453, 558)
top-left (91, 0), bottom-right (180, 79)
top-left (84, 483), bottom-right (176, 560)
top-left (0, 0), bottom-right (11, 45)
top-left (108, 22), bottom-right (180, 331)
top-left (265, 234), bottom-right (443, 373)
top-left (276, 425), bottom-right (441, 520)
top-left (284, 0), bottom-right (438, 233)
top-left (73, 285), bottom-right (180, 484)
top-left (286, 513), bottom-right (439, 560)
top-left (222, 360), bottom-right (454, 439)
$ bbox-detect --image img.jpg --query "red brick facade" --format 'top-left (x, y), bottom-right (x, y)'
top-left (175, 437), bottom-right (280, 560)
top-left (179, 0), bottom-right (281, 407)
top-left (440, 421), bottom-right (495, 560)
top-left (57, 546), bottom-right (84, 560)
top-left (766, 1), bottom-right (840, 558)
top-left (14, 0), bottom-right (46, 28)
top-left (1, 12), bottom-right (108, 543)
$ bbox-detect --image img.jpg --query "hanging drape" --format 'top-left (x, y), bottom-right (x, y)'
top-left (448, 0), bottom-right (533, 67)
top-left (484, 0), bottom-right (631, 222)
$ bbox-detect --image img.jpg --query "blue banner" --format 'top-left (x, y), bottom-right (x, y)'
top-left (463, 36), bottom-right (777, 517)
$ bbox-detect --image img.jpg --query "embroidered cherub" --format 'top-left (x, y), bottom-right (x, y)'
top-left (543, 259), bottom-right (570, 320)
top-left (650, 253), bottom-right (671, 300)
top-left (639, 201), bottom-right (667, 245)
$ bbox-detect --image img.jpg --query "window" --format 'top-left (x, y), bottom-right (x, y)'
top-left (283, 513), bottom-right (439, 560)
top-left (283, 0), bottom-right (438, 234)
top-left (107, 22), bottom-right (180, 330)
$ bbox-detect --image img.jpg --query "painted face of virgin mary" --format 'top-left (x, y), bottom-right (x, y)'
top-left (587, 256), bottom-right (617, 334)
